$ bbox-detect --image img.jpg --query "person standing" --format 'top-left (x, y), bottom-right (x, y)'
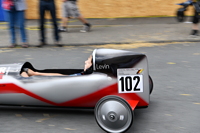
top-left (38, 0), bottom-right (62, 47)
top-left (58, 0), bottom-right (91, 33)
top-left (2, 0), bottom-right (29, 48)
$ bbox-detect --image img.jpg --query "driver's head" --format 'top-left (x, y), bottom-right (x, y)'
top-left (84, 55), bottom-right (93, 71)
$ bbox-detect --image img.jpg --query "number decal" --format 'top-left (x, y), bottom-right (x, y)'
top-left (133, 76), bottom-right (140, 91)
top-left (119, 77), bottom-right (125, 91)
top-left (118, 75), bottom-right (143, 93)
top-left (125, 76), bottom-right (132, 91)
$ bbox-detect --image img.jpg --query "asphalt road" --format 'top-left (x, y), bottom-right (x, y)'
top-left (0, 42), bottom-right (199, 133)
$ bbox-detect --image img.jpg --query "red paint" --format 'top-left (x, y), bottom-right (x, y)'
top-left (126, 100), bottom-right (139, 110)
top-left (0, 83), bottom-right (148, 107)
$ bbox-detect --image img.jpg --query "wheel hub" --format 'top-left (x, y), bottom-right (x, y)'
top-left (107, 112), bottom-right (117, 122)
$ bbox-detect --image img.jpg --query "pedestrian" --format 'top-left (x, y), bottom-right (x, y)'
top-left (190, 0), bottom-right (200, 36)
top-left (58, 0), bottom-right (91, 33)
top-left (2, 0), bottom-right (29, 48)
top-left (38, 0), bottom-right (62, 47)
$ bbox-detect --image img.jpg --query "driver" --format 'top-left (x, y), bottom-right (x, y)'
top-left (21, 55), bottom-right (93, 77)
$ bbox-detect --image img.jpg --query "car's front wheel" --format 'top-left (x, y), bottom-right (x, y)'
top-left (94, 95), bottom-right (133, 133)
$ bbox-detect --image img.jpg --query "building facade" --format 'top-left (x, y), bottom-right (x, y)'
top-left (1, 0), bottom-right (195, 20)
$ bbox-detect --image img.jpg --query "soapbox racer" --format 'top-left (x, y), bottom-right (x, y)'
top-left (0, 48), bottom-right (153, 133)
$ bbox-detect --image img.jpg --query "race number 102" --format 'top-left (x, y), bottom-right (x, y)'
top-left (118, 75), bottom-right (143, 93)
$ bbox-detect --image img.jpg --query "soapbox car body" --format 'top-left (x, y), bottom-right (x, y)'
top-left (0, 48), bottom-right (153, 133)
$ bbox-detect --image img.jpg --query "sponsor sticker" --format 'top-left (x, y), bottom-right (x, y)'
top-left (0, 73), bottom-right (3, 79)
top-left (0, 67), bottom-right (7, 73)
top-left (0, 67), bottom-right (7, 79)
top-left (0, 67), bottom-right (11, 79)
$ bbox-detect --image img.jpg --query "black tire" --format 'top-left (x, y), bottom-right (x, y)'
top-left (95, 95), bottom-right (133, 133)
top-left (149, 75), bottom-right (153, 94)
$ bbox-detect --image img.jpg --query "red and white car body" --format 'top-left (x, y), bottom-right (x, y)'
top-left (0, 48), bottom-right (153, 133)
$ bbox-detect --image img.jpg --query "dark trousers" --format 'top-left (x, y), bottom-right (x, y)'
top-left (192, 10), bottom-right (199, 24)
top-left (39, 0), bottom-right (59, 43)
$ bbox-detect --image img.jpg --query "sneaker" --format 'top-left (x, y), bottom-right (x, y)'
top-left (58, 27), bottom-right (67, 32)
top-left (37, 42), bottom-right (47, 48)
top-left (80, 24), bottom-right (91, 32)
top-left (9, 44), bottom-right (17, 48)
top-left (21, 44), bottom-right (29, 48)
top-left (190, 30), bottom-right (199, 37)
top-left (55, 41), bottom-right (63, 47)
top-left (21, 43), bottom-right (29, 48)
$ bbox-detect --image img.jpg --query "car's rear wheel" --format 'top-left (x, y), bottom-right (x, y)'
top-left (95, 96), bottom-right (133, 133)
top-left (149, 75), bottom-right (153, 94)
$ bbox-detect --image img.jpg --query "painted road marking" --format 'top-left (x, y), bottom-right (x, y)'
top-left (25, 58), bottom-right (33, 60)
top-left (167, 62), bottom-right (176, 64)
top-left (35, 114), bottom-right (57, 122)
top-left (15, 114), bottom-right (22, 117)
top-left (79, 42), bottom-right (191, 50)
top-left (0, 42), bottom-right (197, 50)
top-left (43, 114), bottom-right (50, 117)
top-left (36, 118), bottom-right (50, 123)
top-left (180, 94), bottom-right (192, 96)
top-left (193, 53), bottom-right (200, 55)
top-left (64, 128), bottom-right (76, 130)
